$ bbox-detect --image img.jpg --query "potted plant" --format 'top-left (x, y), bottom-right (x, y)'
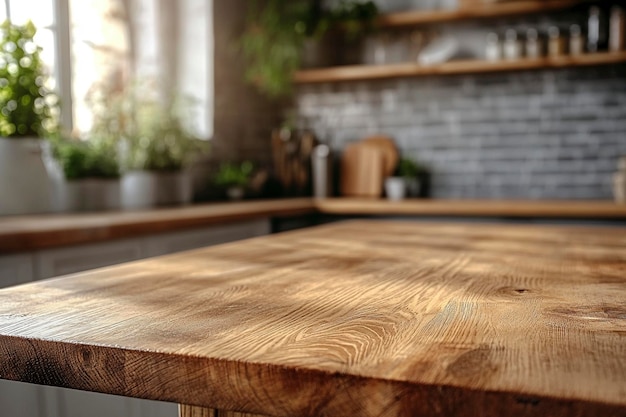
top-left (0, 20), bottom-right (59, 215)
top-left (119, 99), bottom-right (207, 209)
top-left (385, 157), bottom-right (425, 201)
top-left (215, 162), bottom-right (254, 200)
top-left (87, 81), bottom-right (208, 210)
top-left (52, 135), bottom-right (121, 212)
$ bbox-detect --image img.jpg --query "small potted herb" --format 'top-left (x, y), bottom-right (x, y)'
top-left (52, 135), bottom-right (121, 212)
top-left (385, 157), bottom-right (426, 201)
top-left (215, 162), bottom-right (254, 200)
top-left (0, 20), bottom-right (59, 215)
top-left (88, 82), bottom-right (208, 209)
top-left (119, 99), bottom-right (207, 209)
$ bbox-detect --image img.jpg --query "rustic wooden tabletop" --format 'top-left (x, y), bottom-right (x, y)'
top-left (0, 220), bottom-right (624, 417)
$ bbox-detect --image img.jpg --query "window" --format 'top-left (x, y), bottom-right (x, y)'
top-left (0, 0), bottom-right (73, 130)
top-left (1, 0), bottom-right (213, 138)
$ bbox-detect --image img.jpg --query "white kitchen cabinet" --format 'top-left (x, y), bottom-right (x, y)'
top-left (0, 253), bottom-right (35, 288)
top-left (1, 218), bottom-right (271, 417)
top-left (46, 389), bottom-right (178, 417)
top-left (35, 239), bottom-right (145, 280)
top-left (0, 381), bottom-right (43, 417)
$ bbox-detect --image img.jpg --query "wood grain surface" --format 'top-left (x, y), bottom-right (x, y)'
top-left (180, 405), bottom-right (265, 417)
top-left (316, 197), bottom-right (626, 218)
top-left (0, 198), bottom-right (314, 253)
top-left (340, 143), bottom-right (384, 197)
top-left (361, 136), bottom-right (399, 177)
top-left (1, 220), bottom-right (625, 416)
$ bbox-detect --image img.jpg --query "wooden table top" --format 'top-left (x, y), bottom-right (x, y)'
top-left (0, 220), bottom-right (624, 416)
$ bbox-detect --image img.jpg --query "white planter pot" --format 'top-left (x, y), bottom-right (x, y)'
top-left (82, 179), bottom-right (121, 211)
top-left (385, 177), bottom-right (407, 201)
top-left (227, 186), bottom-right (245, 201)
top-left (54, 179), bottom-right (121, 212)
top-left (122, 171), bottom-right (159, 209)
top-left (0, 137), bottom-right (52, 216)
top-left (61, 181), bottom-right (83, 212)
top-left (156, 171), bottom-right (192, 206)
top-left (121, 171), bottom-right (191, 210)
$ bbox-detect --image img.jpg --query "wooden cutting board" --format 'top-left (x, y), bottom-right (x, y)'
top-left (341, 142), bottom-right (384, 197)
top-left (361, 135), bottom-right (399, 177)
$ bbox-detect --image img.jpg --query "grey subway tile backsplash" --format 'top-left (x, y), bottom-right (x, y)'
top-left (295, 64), bottom-right (626, 199)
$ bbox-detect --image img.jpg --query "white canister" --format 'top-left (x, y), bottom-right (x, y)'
top-left (385, 177), bottom-right (407, 201)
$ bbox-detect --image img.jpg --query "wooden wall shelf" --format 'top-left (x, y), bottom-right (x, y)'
top-left (294, 52), bottom-right (626, 83)
top-left (377, 0), bottom-right (588, 27)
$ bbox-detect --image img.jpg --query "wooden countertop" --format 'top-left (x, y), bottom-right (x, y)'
top-left (0, 198), bottom-right (315, 253)
top-left (0, 221), bottom-right (624, 416)
top-left (1, 198), bottom-right (626, 253)
top-left (316, 198), bottom-right (626, 218)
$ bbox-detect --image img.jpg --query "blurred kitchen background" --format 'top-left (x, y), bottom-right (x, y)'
top-left (1, 0), bottom-right (626, 216)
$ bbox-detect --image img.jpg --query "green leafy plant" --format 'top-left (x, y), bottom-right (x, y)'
top-left (240, 0), bottom-right (378, 97)
top-left (396, 157), bottom-right (426, 178)
top-left (332, 1), bottom-right (379, 40)
top-left (52, 136), bottom-right (120, 180)
top-left (123, 101), bottom-right (207, 172)
top-left (241, 1), bottom-right (309, 98)
top-left (215, 162), bottom-right (254, 188)
top-left (87, 80), bottom-right (208, 172)
top-left (0, 20), bottom-right (59, 138)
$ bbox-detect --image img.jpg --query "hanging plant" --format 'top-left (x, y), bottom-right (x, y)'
top-left (240, 0), bottom-right (378, 98)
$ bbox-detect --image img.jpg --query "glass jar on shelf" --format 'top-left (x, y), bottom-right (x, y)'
top-left (548, 26), bottom-right (565, 57)
top-left (525, 28), bottom-right (542, 59)
top-left (503, 29), bottom-right (521, 60)
top-left (569, 24), bottom-right (584, 56)
top-left (485, 32), bottom-right (501, 61)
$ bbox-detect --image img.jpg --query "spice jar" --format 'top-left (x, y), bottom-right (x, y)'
top-left (503, 29), bottom-right (521, 60)
top-left (610, 6), bottom-right (625, 52)
top-left (569, 24), bottom-right (584, 56)
top-left (485, 32), bottom-right (501, 61)
top-left (548, 26), bottom-right (564, 57)
top-left (525, 28), bottom-right (541, 59)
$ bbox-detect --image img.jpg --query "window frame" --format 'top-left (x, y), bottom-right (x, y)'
top-left (53, 0), bottom-right (73, 131)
